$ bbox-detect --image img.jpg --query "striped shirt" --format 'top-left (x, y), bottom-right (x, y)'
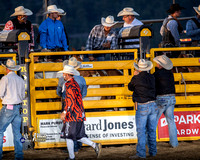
top-left (85, 24), bottom-right (118, 50)
top-left (64, 78), bottom-right (86, 122)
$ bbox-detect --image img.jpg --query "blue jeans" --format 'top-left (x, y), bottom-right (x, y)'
top-left (0, 105), bottom-right (23, 160)
top-left (74, 141), bottom-right (82, 152)
top-left (136, 102), bottom-right (158, 158)
top-left (156, 95), bottom-right (178, 147)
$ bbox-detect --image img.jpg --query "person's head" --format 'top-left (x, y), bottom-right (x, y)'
top-left (1, 59), bottom-right (21, 74)
top-left (167, 4), bottom-right (185, 18)
top-left (153, 55), bottom-right (173, 70)
top-left (63, 57), bottom-right (82, 69)
top-left (101, 15), bottom-right (117, 32)
top-left (133, 59), bottom-right (153, 72)
top-left (58, 65), bottom-right (80, 81)
top-left (117, 7), bottom-right (139, 24)
top-left (57, 8), bottom-right (66, 21)
top-left (193, 5), bottom-right (200, 19)
top-left (10, 6), bottom-right (32, 22)
top-left (44, 5), bottom-right (59, 20)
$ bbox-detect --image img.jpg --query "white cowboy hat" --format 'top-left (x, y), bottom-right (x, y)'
top-left (43, 5), bottom-right (60, 14)
top-left (58, 65), bottom-right (80, 76)
top-left (10, 6), bottom-right (33, 17)
top-left (133, 59), bottom-right (153, 71)
top-left (1, 59), bottom-right (21, 71)
top-left (58, 8), bottom-right (66, 16)
top-left (117, 7), bottom-right (139, 17)
top-left (101, 15), bottom-right (117, 27)
top-left (153, 55), bottom-right (173, 70)
top-left (193, 5), bottom-right (200, 15)
top-left (63, 57), bottom-right (82, 69)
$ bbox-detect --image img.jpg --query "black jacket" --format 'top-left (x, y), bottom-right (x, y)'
top-left (128, 71), bottom-right (156, 103)
top-left (153, 68), bottom-right (175, 96)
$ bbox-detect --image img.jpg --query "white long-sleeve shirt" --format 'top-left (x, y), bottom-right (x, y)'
top-left (0, 72), bottom-right (25, 104)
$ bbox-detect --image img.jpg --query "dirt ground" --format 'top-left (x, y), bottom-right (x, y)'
top-left (2, 141), bottom-right (200, 160)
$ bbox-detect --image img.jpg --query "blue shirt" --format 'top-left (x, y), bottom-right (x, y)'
top-left (39, 18), bottom-right (68, 51)
top-left (56, 75), bottom-right (87, 99)
top-left (186, 17), bottom-right (200, 41)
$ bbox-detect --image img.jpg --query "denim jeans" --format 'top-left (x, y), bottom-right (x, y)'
top-left (156, 95), bottom-right (178, 147)
top-left (74, 141), bottom-right (82, 152)
top-left (136, 102), bottom-right (158, 158)
top-left (0, 105), bottom-right (23, 160)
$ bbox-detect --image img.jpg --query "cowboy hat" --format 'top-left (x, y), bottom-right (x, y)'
top-left (153, 55), bottom-right (173, 70)
top-left (193, 5), bottom-right (200, 15)
top-left (58, 65), bottom-right (80, 76)
top-left (167, 4), bottom-right (185, 14)
top-left (1, 59), bottom-right (21, 71)
top-left (117, 7), bottom-right (139, 17)
top-left (63, 57), bottom-right (82, 69)
top-left (43, 5), bottom-right (60, 14)
top-left (101, 15), bottom-right (117, 27)
top-left (10, 6), bottom-right (33, 17)
top-left (133, 59), bottom-right (153, 71)
top-left (58, 8), bottom-right (66, 16)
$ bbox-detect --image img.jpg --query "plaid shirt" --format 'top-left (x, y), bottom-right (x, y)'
top-left (86, 24), bottom-right (118, 50)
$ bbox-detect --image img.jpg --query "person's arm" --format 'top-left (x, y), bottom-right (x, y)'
top-left (3, 20), bottom-right (14, 31)
top-left (0, 77), bottom-right (7, 99)
top-left (61, 24), bottom-right (68, 51)
top-left (167, 20), bottom-right (180, 46)
top-left (186, 20), bottom-right (200, 36)
top-left (110, 32), bottom-right (118, 49)
top-left (81, 78), bottom-right (87, 99)
top-left (85, 27), bottom-right (95, 51)
top-left (56, 77), bottom-right (65, 97)
top-left (128, 71), bottom-right (139, 91)
top-left (39, 21), bottom-right (47, 49)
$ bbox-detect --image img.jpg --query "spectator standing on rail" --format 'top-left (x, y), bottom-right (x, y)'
top-left (186, 5), bottom-right (200, 48)
top-left (0, 59), bottom-right (25, 160)
top-left (39, 5), bottom-right (68, 52)
top-left (59, 65), bottom-right (101, 160)
top-left (128, 59), bottom-right (157, 159)
top-left (153, 55), bottom-right (178, 148)
top-left (85, 15), bottom-right (118, 61)
top-left (160, 4), bottom-right (185, 48)
top-left (57, 57), bottom-right (87, 154)
top-left (3, 6), bottom-right (34, 52)
top-left (117, 7), bottom-right (143, 49)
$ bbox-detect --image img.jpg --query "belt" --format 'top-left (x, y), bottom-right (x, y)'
top-left (138, 101), bottom-right (155, 105)
top-left (3, 103), bottom-right (22, 106)
top-left (157, 94), bottom-right (175, 97)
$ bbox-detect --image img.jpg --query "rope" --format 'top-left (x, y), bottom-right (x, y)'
top-left (180, 72), bottom-right (187, 99)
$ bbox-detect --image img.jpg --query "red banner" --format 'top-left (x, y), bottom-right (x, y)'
top-left (158, 111), bottom-right (200, 139)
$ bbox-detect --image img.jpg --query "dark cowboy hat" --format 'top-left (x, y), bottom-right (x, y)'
top-left (167, 4), bottom-right (185, 14)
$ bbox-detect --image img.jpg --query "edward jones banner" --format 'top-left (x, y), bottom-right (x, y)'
top-left (39, 115), bottom-right (137, 143)
top-left (158, 111), bottom-right (200, 139)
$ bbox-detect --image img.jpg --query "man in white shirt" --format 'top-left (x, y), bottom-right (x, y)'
top-left (117, 7), bottom-right (143, 49)
top-left (0, 59), bottom-right (25, 160)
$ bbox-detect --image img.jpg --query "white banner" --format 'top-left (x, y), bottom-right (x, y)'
top-left (3, 124), bottom-right (14, 148)
top-left (38, 115), bottom-right (137, 143)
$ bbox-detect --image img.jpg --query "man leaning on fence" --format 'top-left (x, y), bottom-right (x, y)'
top-left (0, 59), bottom-right (25, 160)
top-left (128, 59), bottom-right (157, 159)
top-left (153, 55), bottom-right (178, 148)
top-left (85, 15), bottom-right (118, 61)
top-left (186, 5), bottom-right (200, 49)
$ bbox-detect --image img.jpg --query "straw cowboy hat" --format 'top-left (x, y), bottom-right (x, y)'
top-left (1, 59), bottom-right (21, 71)
top-left (167, 4), bottom-right (185, 14)
top-left (117, 7), bottom-right (139, 17)
top-left (134, 59), bottom-right (153, 71)
top-left (44, 5), bottom-right (60, 14)
top-left (101, 15), bottom-right (117, 27)
top-left (63, 57), bottom-right (82, 69)
top-left (58, 65), bottom-right (80, 76)
top-left (10, 6), bottom-right (33, 17)
top-left (58, 8), bottom-right (66, 16)
top-left (153, 55), bottom-right (173, 70)
top-left (193, 5), bottom-right (200, 15)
